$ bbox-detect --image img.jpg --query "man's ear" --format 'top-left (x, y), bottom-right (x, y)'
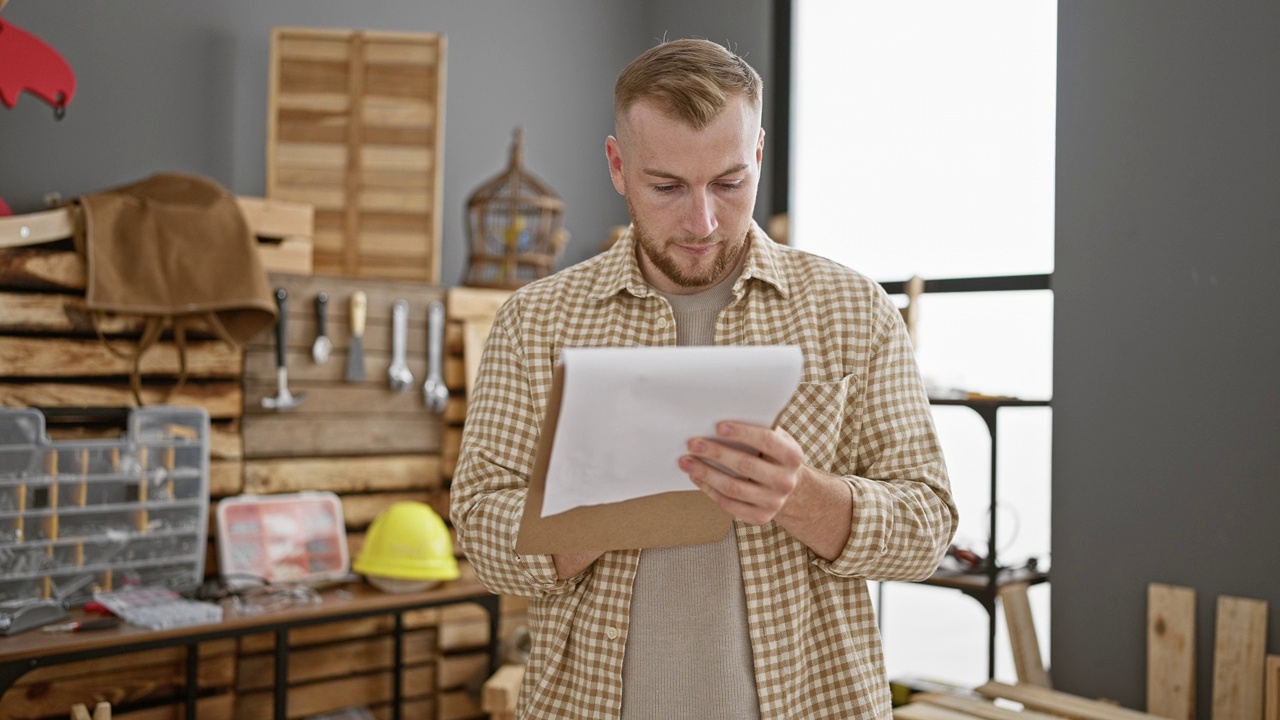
top-left (605, 136), bottom-right (626, 195)
top-left (756, 127), bottom-right (766, 167)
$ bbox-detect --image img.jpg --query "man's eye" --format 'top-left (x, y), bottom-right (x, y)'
top-left (718, 182), bottom-right (743, 191)
top-left (654, 185), bottom-right (678, 194)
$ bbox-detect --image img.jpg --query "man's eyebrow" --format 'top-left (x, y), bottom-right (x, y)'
top-left (640, 163), bottom-right (750, 182)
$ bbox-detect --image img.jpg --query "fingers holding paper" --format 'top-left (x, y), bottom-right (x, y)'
top-left (680, 420), bottom-right (854, 560)
top-left (679, 421), bottom-right (804, 525)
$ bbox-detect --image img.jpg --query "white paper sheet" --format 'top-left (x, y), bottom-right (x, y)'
top-left (540, 345), bottom-right (803, 518)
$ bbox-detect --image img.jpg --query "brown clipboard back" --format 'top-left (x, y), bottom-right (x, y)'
top-left (515, 362), bottom-right (732, 554)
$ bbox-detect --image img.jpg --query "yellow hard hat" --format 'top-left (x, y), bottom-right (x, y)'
top-left (354, 501), bottom-right (459, 592)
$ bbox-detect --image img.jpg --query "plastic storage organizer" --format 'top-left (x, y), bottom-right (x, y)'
top-left (0, 406), bottom-right (210, 606)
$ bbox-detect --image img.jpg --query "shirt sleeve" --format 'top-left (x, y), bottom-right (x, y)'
top-left (449, 299), bottom-right (586, 597)
top-left (816, 296), bottom-right (959, 581)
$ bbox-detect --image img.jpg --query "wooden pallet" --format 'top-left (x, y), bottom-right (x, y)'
top-left (268, 27), bottom-right (447, 282)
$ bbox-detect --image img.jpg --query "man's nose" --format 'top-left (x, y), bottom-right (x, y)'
top-left (684, 189), bottom-right (718, 238)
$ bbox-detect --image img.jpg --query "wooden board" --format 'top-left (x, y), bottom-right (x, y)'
top-left (236, 629), bottom-right (437, 691)
top-left (1212, 596), bottom-right (1268, 720)
top-left (269, 27), bottom-right (446, 282)
top-left (1148, 583), bottom-right (1196, 720)
top-left (233, 662), bottom-right (435, 720)
top-left (978, 681), bottom-right (1165, 720)
top-left (240, 273), bottom-right (446, 459)
top-left (912, 693), bottom-right (1062, 720)
top-left (0, 197), bottom-right (314, 275)
top-left (999, 581), bottom-right (1050, 688)
top-left (895, 702), bottom-right (985, 720)
top-left (1266, 656), bottom-right (1280, 720)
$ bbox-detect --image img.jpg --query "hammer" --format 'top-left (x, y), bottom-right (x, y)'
top-left (262, 287), bottom-right (306, 410)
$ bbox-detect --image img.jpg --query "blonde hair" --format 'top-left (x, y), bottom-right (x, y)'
top-left (615, 38), bottom-right (762, 130)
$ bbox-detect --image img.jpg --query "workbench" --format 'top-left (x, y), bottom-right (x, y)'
top-left (0, 579), bottom-right (500, 720)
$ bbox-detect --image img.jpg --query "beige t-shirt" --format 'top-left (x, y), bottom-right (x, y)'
top-left (621, 258), bottom-right (760, 719)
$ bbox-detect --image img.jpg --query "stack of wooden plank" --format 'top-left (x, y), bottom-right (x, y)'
top-left (0, 198), bottom-right (310, 720)
top-left (897, 683), bottom-right (1168, 720)
top-left (440, 287), bottom-right (529, 643)
top-left (233, 612), bottom-right (440, 719)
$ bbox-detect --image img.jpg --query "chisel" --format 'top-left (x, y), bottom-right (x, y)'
top-left (345, 290), bottom-right (367, 382)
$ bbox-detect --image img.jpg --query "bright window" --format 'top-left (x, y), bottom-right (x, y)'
top-left (789, 0), bottom-right (1057, 687)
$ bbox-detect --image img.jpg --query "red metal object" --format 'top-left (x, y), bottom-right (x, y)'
top-left (0, 16), bottom-right (76, 115)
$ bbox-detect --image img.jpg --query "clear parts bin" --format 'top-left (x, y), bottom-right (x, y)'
top-left (0, 406), bottom-right (210, 606)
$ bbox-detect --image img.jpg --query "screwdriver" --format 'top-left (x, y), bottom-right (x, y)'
top-left (42, 619), bottom-right (121, 633)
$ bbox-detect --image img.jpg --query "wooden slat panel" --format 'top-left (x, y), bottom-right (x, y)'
top-left (362, 145), bottom-right (433, 173)
top-left (278, 58), bottom-right (348, 94)
top-left (240, 414), bottom-right (440, 458)
top-left (276, 34), bottom-right (350, 62)
top-left (364, 40), bottom-right (440, 66)
top-left (270, 29), bottom-right (443, 282)
top-left (244, 454), bottom-right (442, 494)
top-left (272, 184), bottom-right (346, 211)
top-left (1213, 596), bottom-right (1269, 720)
top-left (1148, 583), bottom-right (1196, 720)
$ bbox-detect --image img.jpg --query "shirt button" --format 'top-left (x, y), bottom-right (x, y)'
top-left (656, 317), bottom-right (669, 329)
top-left (605, 626), bottom-right (619, 640)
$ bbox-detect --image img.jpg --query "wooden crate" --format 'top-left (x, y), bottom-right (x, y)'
top-left (268, 27), bottom-right (447, 282)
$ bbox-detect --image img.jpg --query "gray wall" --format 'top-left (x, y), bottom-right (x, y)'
top-left (1053, 0), bottom-right (1280, 710)
top-left (0, 1), bottom-right (772, 285)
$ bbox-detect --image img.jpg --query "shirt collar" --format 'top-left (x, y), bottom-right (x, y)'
top-left (587, 220), bottom-right (791, 301)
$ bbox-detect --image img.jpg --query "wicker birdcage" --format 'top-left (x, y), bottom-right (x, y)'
top-left (462, 129), bottom-right (569, 289)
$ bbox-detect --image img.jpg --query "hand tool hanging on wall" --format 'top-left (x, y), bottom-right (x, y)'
top-left (262, 288), bottom-right (305, 410)
top-left (387, 299), bottom-right (413, 392)
top-left (311, 291), bottom-right (331, 364)
top-left (422, 300), bottom-right (448, 414)
top-left (345, 290), bottom-right (367, 382)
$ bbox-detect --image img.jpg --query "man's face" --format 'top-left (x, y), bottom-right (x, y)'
top-left (606, 96), bottom-right (765, 295)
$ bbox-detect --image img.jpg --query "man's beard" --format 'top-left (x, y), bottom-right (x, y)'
top-left (628, 198), bottom-right (747, 289)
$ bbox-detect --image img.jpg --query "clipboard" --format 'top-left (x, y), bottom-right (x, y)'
top-left (515, 362), bottom-right (733, 554)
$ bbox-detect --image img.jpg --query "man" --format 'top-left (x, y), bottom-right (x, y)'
top-left (452, 38), bottom-right (957, 719)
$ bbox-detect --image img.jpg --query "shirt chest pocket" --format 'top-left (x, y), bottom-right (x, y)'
top-left (775, 377), bottom-right (853, 471)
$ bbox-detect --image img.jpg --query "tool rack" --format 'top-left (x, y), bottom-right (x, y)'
top-left (0, 406), bottom-right (210, 607)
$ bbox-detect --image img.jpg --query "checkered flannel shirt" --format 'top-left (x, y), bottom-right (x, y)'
top-left (451, 222), bottom-right (957, 719)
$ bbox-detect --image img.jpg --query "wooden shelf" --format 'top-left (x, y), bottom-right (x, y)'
top-left (919, 566), bottom-right (1049, 594)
